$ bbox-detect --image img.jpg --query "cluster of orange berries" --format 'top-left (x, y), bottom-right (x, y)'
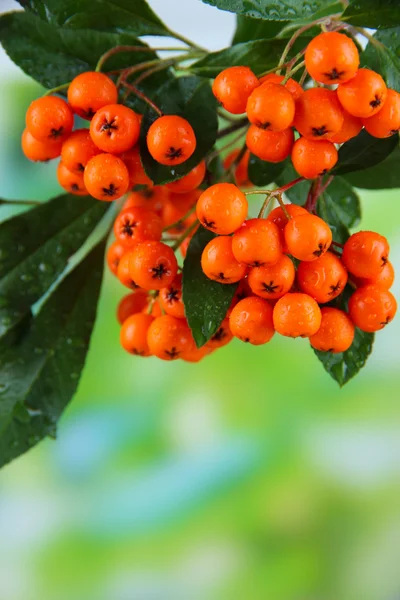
top-left (196, 182), bottom-right (397, 351)
top-left (213, 31), bottom-right (400, 179)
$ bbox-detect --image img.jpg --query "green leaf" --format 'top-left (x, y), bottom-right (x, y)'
top-left (274, 161), bottom-right (309, 205)
top-left (333, 129), bottom-right (399, 176)
top-left (0, 11), bottom-right (165, 89)
top-left (317, 178), bottom-right (361, 244)
top-left (17, 0), bottom-right (169, 36)
top-left (182, 226), bottom-right (238, 348)
top-left (0, 194), bottom-right (108, 340)
top-left (248, 154), bottom-right (285, 187)
top-left (139, 76), bottom-right (218, 185)
top-left (0, 240), bottom-right (105, 468)
top-left (362, 28), bottom-right (400, 93)
top-left (344, 145), bottom-right (400, 189)
top-left (232, 15), bottom-right (289, 44)
top-left (201, 0), bottom-right (342, 21)
top-left (342, 0), bottom-right (400, 29)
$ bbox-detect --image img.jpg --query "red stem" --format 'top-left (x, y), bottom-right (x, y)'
top-left (276, 177), bottom-right (304, 194)
top-left (120, 81), bottom-right (163, 116)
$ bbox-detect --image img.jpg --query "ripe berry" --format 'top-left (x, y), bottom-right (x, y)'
top-left (223, 149), bottom-right (250, 186)
top-left (57, 162), bottom-right (87, 196)
top-left (363, 89), bottom-right (400, 138)
top-left (212, 66), bottom-right (259, 114)
top-left (267, 204), bottom-right (308, 252)
top-left (248, 255), bottom-right (295, 300)
top-left (159, 273), bottom-right (185, 318)
top-left (144, 300), bottom-right (162, 318)
top-left (124, 186), bottom-right (167, 213)
top-left (246, 82), bottom-right (295, 131)
top-left (229, 296), bottom-right (275, 345)
top-left (285, 214), bottom-right (332, 262)
top-left (337, 68), bottom-right (387, 118)
top-left (291, 137), bottom-right (338, 179)
top-left (258, 73), bottom-right (303, 101)
top-left (147, 315), bottom-right (194, 360)
top-left (201, 235), bottom-right (247, 284)
top-left (246, 125), bottom-right (294, 163)
top-left (355, 260), bottom-right (395, 290)
top-left (294, 88), bottom-right (344, 140)
top-left (117, 250), bottom-right (139, 290)
top-left (273, 292), bottom-right (322, 338)
top-left (61, 129), bottom-right (100, 174)
top-left (147, 115), bottom-right (196, 166)
top-left (120, 313), bottom-right (153, 356)
top-left (120, 146), bottom-right (152, 188)
top-left (117, 290), bottom-right (149, 325)
top-left (129, 241), bottom-right (178, 290)
top-left (196, 183), bottom-right (248, 235)
top-left (26, 96), bottom-right (73, 142)
top-left (107, 240), bottom-right (126, 276)
top-left (206, 318), bottom-right (233, 349)
top-left (181, 345), bottom-right (212, 363)
top-left (348, 285), bottom-right (397, 332)
top-left (90, 104), bottom-right (140, 153)
top-left (165, 160), bottom-right (206, 193)
top-left (232, 218), bottom-right (282, 267)
top-left (305, 32), bottom-right (359, 85)
top-left (21, 128), bottom-right (62, 162)
top-left (84, 153), bottom-right (129, 201)
top-left (113, 207), bottom-right (163, 248)
top-left (67, 71), bottom-right (118, 120)
top-left (342, 231), bottom-right (389, 278)
top-left (297, 252), bottom-right (348, 303)
top-left (327, 108), bottom-right (362, 144)
top-left (309, 308), bottom-right (355, 353)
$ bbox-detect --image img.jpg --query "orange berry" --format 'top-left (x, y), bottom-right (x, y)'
top-left (160, 199), bottom-right (188, 234)
top-left (84, 153), bottom-right (129, 201)
top-left (147, 315), bottom-right (194, 360)
top-left (57, 161), bottom-right (87, 196)
top-left (117, 290), bottom-right (149, 325)
top-left (258, 73), bottom-right (303, 101)
top-left (248, 254), bottom-right (295, 300)
top-left (181, 345), bottom-right (212, 363)
top-left (169, 188), bottom-right (202, 213)
top-left (61, 128), bottom-right (100, 174)
top-left (223, 149), bottom-right (250, 186)
top-left (144, 299), bottom-right (162, 318)
top-left (26, 95), bottom-right (73, 142)
top-left (267, 204), bottom-right (308, 252)
top-left (246, 82), bottom-right (295, 131)
top-left (90, 104), bottom-right (140, 154)
top-left (117, 250), bottom-right (139, 290)
top-left (196, 183), bottom-right (248, 235)
top-left (294, 88), bottom-right (344, 140)
top-left (201, 235), bottom-right (247, 284)
top-left (124, 186), bottom-right (167, 213)
top-left (273, 292), bottom-right (322, 337)
top-left (305, 32), bottom-right (359, 85)
top-left (342, 231), bottom-right (389, 278)
top-left (21, 128), bottom-right (62, 162)
top-left (232, 218), bottom-right (282, 267)
top-left (363, 89), bottom-right (400, 138)
top-left (284, 214), bottom-right (332, 262)
top-left (159, 273), bottom-right (185, 319)
top-left (348, 285), bottom-right (397, 332)
top-left (113, 207), bottom-right (163, 248)
top-left (229, 296), bottom-right (275, 345)
top-left (129, 241), bottom-right (178, 290)
top-left (120, 313), bottom-right (153, 356)
top-left (165, 160), bottom-right (206, 193)
top-left (337, 68), bottom-right (387, 118)
top-left (212, 66), bottom-right (259, 114)
top-left (309, 307), bottom-right (355, 353)
top-left (107, 240), bottom-right (126, 276)
top-left (291, 137), bottom-right (338, 179)
top-left (246, 125), bottom-right (294, 162)
top-left (147, 115), bottom-right (196, 166)
top-left (120, 146), bottom-right (152, 187)
top-left (206, 317), bottom-right (233, 349)
top-left (67, 71), bottom-right (118, 120)
top-left (355, 260), bottom-right (395, 290)
top-left (297, 251), bottom-right (348, 303)
top-left (327, 108), bottom-right (363, 144)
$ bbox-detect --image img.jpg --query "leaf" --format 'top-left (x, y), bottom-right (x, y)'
top-left (342, 0), bottom-right (400, 29)
top-left (139, 76), bottom-right (218, 185)
top-left (232, 15), bottom-right (289, 44)
top-left (274, 161), bottom-right (309, 205)
top-left (0, 240), bottom-right (105, 468)
top-left (248, 154), bottom-right (285, 186)
top-left (182, 226), bottom-right (238, 348)
top-left (0, 194), bottom-right (108, 340)
top-left (344, 145), bottom-right (400, 189)
top-left (317, 177), bottom-right (361, 244)
top-left (333, 129), bottom-right (399, 176)
top-left (201, 0), bottom-right (343, 21)
top-left (17, 0), bottom-right (169, 36)
top-left (0, 11), bottom-right (165, 89)
top-left (362, 28), bottom-right (400, 93)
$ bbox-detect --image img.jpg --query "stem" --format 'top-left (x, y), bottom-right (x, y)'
top-left (44, 82), bottom-right (70, 96)
top-left (277, 22), bottom-right (316, 71)
top-left (217, 108), bottom-right (240, 123)
top-left (275, 194), bottom-right (291, 220)
top-left (278, 177), bottom-right (305, 194)
top-left (133, 60), bottom-right (176, 85)
top-left (165, 27), bottom-right (206, 52)
top-left (120, 81), bottom-right (163, 116)
top-left (227, 142), bottom-right (248, 183)
top-left (95, 45), bottom-right (191, 72)
top-left (258, 194), bottom-right (273, 218)
top-left (0, 199), bottom-right (41, 206)
top-left (163, 205), bottom-right (196, 232)
top-left (318, 175), bottom-right (334, 197)
top-left (207, 130), bottom-right (247, 161)
top-left (305, 179), bottom-right (321, 213)
top-left (331, 240), bottom-right (344, 249)
top-left (171, 219), bottom-right (199, 251)
top-left (299, 67), bottom-right (308, 87)
top-left (217, 119), bottom-right (248, 139)
top-left (117, 59), bottom-right (164, 86)
top-left (283, 60), bottom-right (306, 83)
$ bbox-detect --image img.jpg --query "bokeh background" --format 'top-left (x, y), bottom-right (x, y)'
top-left (1, 1), bottom-right (400, 599)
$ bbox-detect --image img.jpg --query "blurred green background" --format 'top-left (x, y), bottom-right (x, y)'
top-left (1, 2), bottom-right (400, 599)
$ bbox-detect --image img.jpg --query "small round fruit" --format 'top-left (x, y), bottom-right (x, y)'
top-left (356, 260), bottom-right (395, 290)
top-left (120, 313), bottom-right (153, 356)
top-left (124, 186), bottom-right (167, 213)
top-left (196, 183), bottom-right (248, 235)
top-left (248, 255), bottom-right (296, 300)
top-left (284, 214), bottom-right (332, 261)
top-left (26, 96), bottom-right (74, 142)
top-left (90, 104), bottom-right (140, 154)
top-left (147, 115), bottom-right (196, 166)
top-left (291, 137), bottom-right (338, 179)
top-left (159, 274), bottom-right (185, 319)
top-left (342, 231), bottom-right (389, 278)
top-left (61, 129), bottom-right (100, 173)
top-left (337, 68), bottom-right (387, 118)
top-left (117, 250), bottom-right (139, 290)
top-left (165, 160), bottom-right (206, 193)
top-left (147, 315), bottom-right (194, 360)
top-left (117, 290), bottom-right (149, 325)
top-left (305, 31), bottom-right (360, 84)
top-left (348, 285), bottom-right (397, 332)
top-left (363, 89), bottom-right (400, 138)
top-left (267, 204), bottom-right (308, 253)
top-left (120, 146), bottom-right (152, 188)
top-left (246, 125), bottom-right (294, 163)
top-left (212, 66), bottom-right (259, 114)
top-left (113, 207), bottom-right (163, 247)
top-left (229, 296), bottom-right (275, 345)
top-left (273, 292), bottom-right (322, 337)
top-left (246, 82), bottom-right (295, 131)
top-left (84, 153), bottom-right (129, 201)
top-left (129, 241), bottom-right (178, 290)
top-left (107, 240), bottom-right (126, 276)
top-left (293, 88), bottom-right (344, 140)
top-left (21, 128), bottom-right (62, 162)
top-left (258, 73), bottom-right (303, 101)
top-left (232, 218), bottom-right (282, 267)
top-left (309, 308), bottom-right (355, 353)
top-left (201, 235), bottom-right (247, 284)
top-left (67, 71), bottom-right (118, 120)
top-left (328, 108), bottom-right (363, 144)
top-left (57, 162), bottom-right (87, 196)
top-left (181, 345), bottom-right (211, 363)
top-left (297, 252), bottom-right (348, 303)
top-left (223, 148), bottom-right (250, 187)
top-left (206, 318), bottom-right (233, 349)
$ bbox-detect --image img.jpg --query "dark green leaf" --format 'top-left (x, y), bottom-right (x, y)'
top-left (201, 0), bottom-right (343, 21)
top-left (139, 76), bottom-right (218, 185)
top-left (0, 194), bottom-right (108, 340)
top-left (342, 0), bottom-right (400, 29)
top-left (317, 177), bottom-right (361, 244)
top-left (232, 15), bottom-right (289, 44)
top-left (275, 161), bottom-right (309, 205)
top-left (182, 226), bottom-right (238, 348)
top-left (333, 129), bottom-right (399, 176)
top-left (0, 241), bottom-right (105, 468)
top-left (248, 154), bottom-right (285, 187)
top-left (362, 28), bottom-right (400, 93)
top-left (17, 0), bottom-right (169, 36)
top-left (344, 145), bottom-right (400, 189)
